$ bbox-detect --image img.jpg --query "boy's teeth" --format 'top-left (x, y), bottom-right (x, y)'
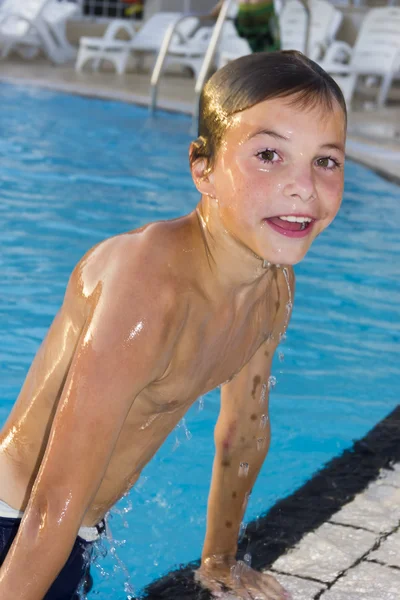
top-left (278, 216), bottom-right (312, 223)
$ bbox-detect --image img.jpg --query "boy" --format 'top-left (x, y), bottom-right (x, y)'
top-left (0, 51), bottom-right (346, 600)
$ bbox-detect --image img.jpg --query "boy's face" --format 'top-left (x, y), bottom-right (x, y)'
top-left (206, 95), bottom-right (346, 266)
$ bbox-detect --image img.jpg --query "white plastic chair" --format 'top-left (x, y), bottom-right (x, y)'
top-left (280, 0), bottom-right (342, 61)
top-left (319, 7), bottom-right (400, 107)
top-left (218, 0), bottom-right (342, 69)
top-left (0, 0), bottom-right (77, 63)
top-left (75, 12), bottom-right (199, 74)
top-left (0, 0), bottom-right (49, 60)
top-left (75, 19), bottom-right (138, 75)
top-left (43, 0), bottom-right (78, 61)
top-left (166, 17), bottom-right (251, 78)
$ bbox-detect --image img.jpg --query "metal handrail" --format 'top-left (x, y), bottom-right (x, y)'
top-left (150, 0), bottom-right (309, 124)
top-left (192, 0), bottom-right (234, 126)
top-left (298, 0), bottom-right (311, 57)
top-left (150, 11), bottom-right (211, 115)
top-left (150, 0), bottom-right (234, 117)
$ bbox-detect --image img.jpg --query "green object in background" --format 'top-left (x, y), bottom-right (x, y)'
top-left (123, 0), bottom-right (144, 19)
top-left (235, 1), bottom-right (280, 53)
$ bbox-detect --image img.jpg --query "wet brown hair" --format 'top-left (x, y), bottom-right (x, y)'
top-left (190, 50), bottom-right (347, 168)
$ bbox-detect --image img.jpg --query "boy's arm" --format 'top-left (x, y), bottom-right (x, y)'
top-left (201, 268), bottom-right (295, 574)
top-left (0, 260), bottom-right (176, 600)
top-left (201, 336), bottom-right (277, 566)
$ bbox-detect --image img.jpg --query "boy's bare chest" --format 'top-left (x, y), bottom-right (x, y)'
top-left (148, 299), bottom-right (273, 406)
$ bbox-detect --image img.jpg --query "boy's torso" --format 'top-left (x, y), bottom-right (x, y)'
top-left (0, 215), bottom-right (290, 526)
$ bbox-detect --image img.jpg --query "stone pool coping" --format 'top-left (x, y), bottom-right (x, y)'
top-left (268, 463), bottom-right (400, 599)
top-left (137, 406), bottom-right (400, 599)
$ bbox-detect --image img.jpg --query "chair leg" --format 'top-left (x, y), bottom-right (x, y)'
top-left (332, 73), bottom-right (357, 109)
top-left (47, 22), bottom-right (77, 61)
top-left (377, 73), bottom-right (393, 108)
top-left (115, 51), bottom-right (130, 75)
top-left (92, 56), bottom-right (102, 72)
top-left (135, 53), bottom-right (145, 71)
top-left (35, 22), bottom-right (65, 64)
top-left (75, 48), bottom-right (90, 72)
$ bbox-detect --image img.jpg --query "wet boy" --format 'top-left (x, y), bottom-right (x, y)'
top-left (0, 51), bottom-right (346, 600)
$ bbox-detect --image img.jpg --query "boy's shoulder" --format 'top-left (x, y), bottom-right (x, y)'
top-left (69, 218), bottom-right (191, 316)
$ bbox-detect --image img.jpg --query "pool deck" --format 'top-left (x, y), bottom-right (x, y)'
top-left (0, 56), bottom-right (399, 184)
top-left (267, 463), bottom-right (400, 600)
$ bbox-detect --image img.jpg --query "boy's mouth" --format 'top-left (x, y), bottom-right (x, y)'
top-left (265, 215), bottom-right (315, 238)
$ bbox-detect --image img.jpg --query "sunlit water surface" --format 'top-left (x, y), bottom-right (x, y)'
top-left (0, 84), bottom-right (399, 597)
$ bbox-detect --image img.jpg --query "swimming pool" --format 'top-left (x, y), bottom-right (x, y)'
top-left (1, 83), bottom-right (400, 598)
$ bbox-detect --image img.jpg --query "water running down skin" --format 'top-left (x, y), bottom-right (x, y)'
top-left (0, 91), bottom-right (345, 598)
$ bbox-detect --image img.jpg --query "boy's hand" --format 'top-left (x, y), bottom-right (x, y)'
top-left (195, 556), bottom-right (292, 599)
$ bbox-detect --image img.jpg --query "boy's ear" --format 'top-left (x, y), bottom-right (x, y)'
top-left (189, 148), bottom-right (216, 198)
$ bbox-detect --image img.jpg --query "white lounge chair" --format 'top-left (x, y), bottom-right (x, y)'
top-left (75, 12), bottom-right (199, 74)
top-left (42, 0), bottom-right (78, 62)
top-left (166, 18), bottom-right (251, 79)
top-left (319, 7), bottom-right (400, 108)
top-left (218, 0), bottom-right (342, 68)
top-left (0, 0), bottom-right (77, 63)
top-left (279, 0), bottom-right (342, 60)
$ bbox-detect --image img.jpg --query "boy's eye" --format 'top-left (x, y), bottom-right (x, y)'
top-left (256, 149), bottom-right (279, 163)
top-left (316, 156), bottom-right (340, 170)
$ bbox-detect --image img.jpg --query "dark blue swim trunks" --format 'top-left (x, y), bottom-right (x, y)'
top-left (0, 515), bottom-right (105, 599)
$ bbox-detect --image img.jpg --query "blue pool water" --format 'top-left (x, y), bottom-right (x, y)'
top-left (1, 83), bottom-right (400, 597)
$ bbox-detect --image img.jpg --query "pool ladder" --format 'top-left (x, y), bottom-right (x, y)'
top-left (149, 0), bottom-right (234, 129)
top-left (149, 0), bottom-right (311, 130)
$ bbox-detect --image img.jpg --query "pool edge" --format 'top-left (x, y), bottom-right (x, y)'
top-left (137, 404), bottom-right (400, 599)
top-left (1, 75), bottom-right (399, 187)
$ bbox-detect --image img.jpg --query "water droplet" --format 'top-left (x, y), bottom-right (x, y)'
top-left (239, 462), bottom-right (249, 477)
top-left (140, 414), bottom-right (157, 430)
top-left (282, 267), bottom-right (293, 334)
top-left (260, 414), bottom-right (269, 429)
top-left (260, 382), bottom-right (267, 404)
top-left (244, 553), bottom-right (252, 566)
top-left (268, 375), bottom-right (277, 390)
top-left (257, 437), bottom-right (267, 451)
top-left (124, 582), bottom-right (135, 595)
top-left (182, 418), bottom-right (192, 441)
top-left (279, 351), bottom-right (284, 362)
top-left (238, 521), bottom-right (246, 541)
top-left (198, 397), bottom-right (204, 412)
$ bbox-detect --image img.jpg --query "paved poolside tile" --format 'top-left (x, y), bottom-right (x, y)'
top-left (378, 464), bottom-right (400, 488)
top-left (266, 571), bottom-right (326, 599)
top-left (329, 481), bottom-right (400, 534)
top-left (271, 523), bottom-right (375, 582)
top-left (320, 561), bottom-right (400, 600)
top-left (368, 529), bottom-right (400, 568)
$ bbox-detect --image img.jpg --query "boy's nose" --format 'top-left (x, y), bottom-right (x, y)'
top-left (283, 169), bottom-right (316, 203)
